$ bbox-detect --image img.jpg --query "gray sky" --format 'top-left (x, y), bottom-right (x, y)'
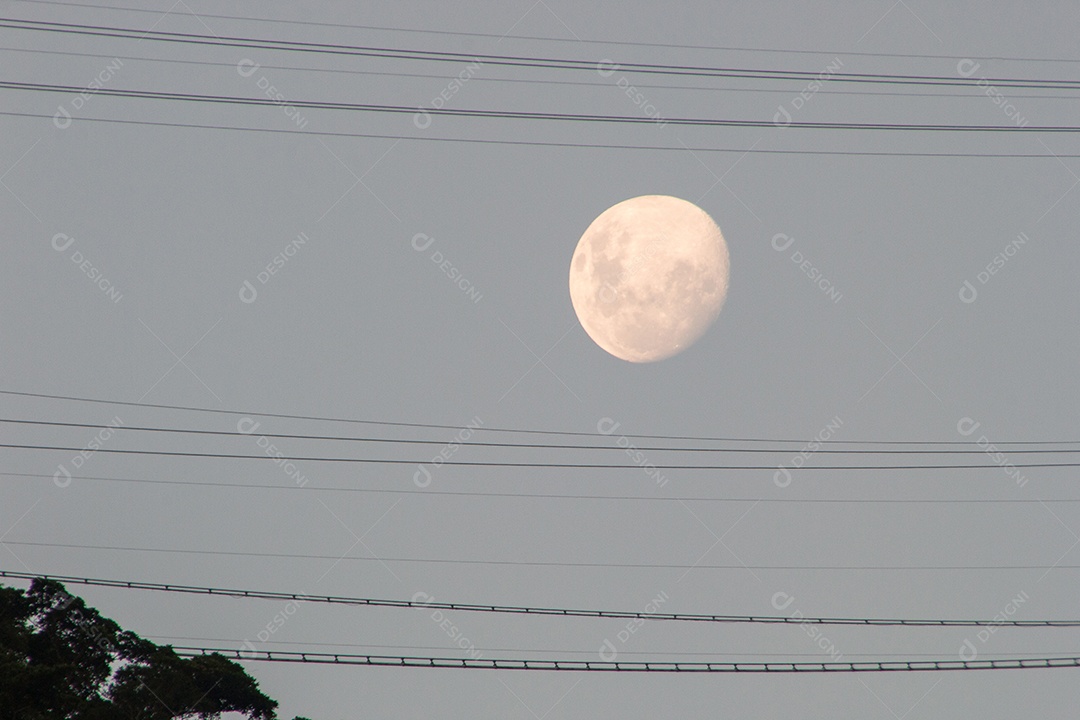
top-left (3, 0), bottom-right (1080, 717)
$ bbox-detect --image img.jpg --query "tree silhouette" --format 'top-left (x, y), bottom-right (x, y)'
top-left (0, 578), bottom-right (304, 720)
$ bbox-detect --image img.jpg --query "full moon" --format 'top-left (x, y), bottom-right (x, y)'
top-left (569, 195), bottom-right (730, 363)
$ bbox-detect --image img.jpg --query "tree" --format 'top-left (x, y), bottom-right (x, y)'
top-left (0, 578), bottom-right (305, 720)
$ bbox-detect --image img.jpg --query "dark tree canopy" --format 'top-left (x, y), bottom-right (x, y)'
top-left (0, 578), bottom-right (294, 720)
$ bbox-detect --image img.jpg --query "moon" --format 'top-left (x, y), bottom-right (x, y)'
top-left (569, 195), bottom-right (730, 363)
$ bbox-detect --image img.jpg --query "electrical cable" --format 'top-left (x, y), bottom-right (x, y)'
top-left (2, 569), bottom-right (1072, 627)
top-left (8, 542), bottom-right (1080, 571)
top-left (9, 0), bottom-right (1080, 66)
top-left (4, 111), bottom-right (1080, 158)
top-left (1, 389), bottom-right (1067, 446)
top-left (3, 18), bottom-right (1080, 90)
top-left (6, 79), bottom-right (1080, 132)
top-left (8, 44), bottom-right (1080, 101)
top-left (2, 417), bottom-right (1074, 455)
top-left (6, 441), bottom-right (1077, 470)
top-left (8, 471), bottom-right (1074, 503)
top-left (170, 646), bottom-right (1080, 672)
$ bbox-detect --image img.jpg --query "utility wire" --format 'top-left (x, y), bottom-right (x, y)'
top-left (150, 636), bottom-right (1080, 659)
top-left (9, 541), bottom-right (1080, 571)
top-left (172, 646), bottom-right (1080, 672)
top-left (3, 18), bottom-right (1080, 89)
top-left (5, 111), bottom-right (1080, 159)
top-left (5, 79), bottom-right (1080, 132)
top-left (12, 0), bottom-right (1080, 65)
top-left (9, 471), bottom-right (1077, 504)
top-left (2, 570), bottom-right (1073, 627)
top-left (9, 45), bottom-right (1080, 101)
top-left (3, 417), bottom-right (1074, 455)
top-left (1, 389), bottom-right (1067, 446)
top-left (6, 442), bottom-right (1076, 470)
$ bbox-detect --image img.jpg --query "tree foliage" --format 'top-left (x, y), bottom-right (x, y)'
top-left (0, 578), bottom-right (290, 720)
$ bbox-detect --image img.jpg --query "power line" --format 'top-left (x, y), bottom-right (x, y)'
top-left (9, 541), bottom-right (1080, 571)
top-left (151, 636), bottom-right (1080, 660)
top-left (8, 79), bottom-right (1080, 132)
top-left (4, 417), bottom-right (1075, 455)
top-left (171, 646), bottom-right (1080, 672)
top-left (1, 389), bottom-right (1068, 446)
top-left (13, 0), bottom-right (1080, 65)
top-left (4, 17), bottom-right (1080, 90)
top-left (7, 442), bottom-right (1076, 470)
top-left (8, 45), bottom-right (1080, 101)
top-left (9, 471), bottom-right (1075, 504)
top-left (6, 110), bottom-right (1080, 159)
top-left (2, 570), bottom-right (1072, 627)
